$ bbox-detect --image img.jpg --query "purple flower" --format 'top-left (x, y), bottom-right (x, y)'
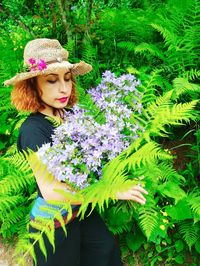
top-left (28, 58), bottom-right (47, 71)
top-left (38, 59), bottom-right (47, 71)
top-left (28, 58), bottom-right (36, 65)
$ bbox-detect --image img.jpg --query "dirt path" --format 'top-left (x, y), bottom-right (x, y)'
top-left (0, 239), bottom-right (33, 266)
top-left (0, 240), bottom-right (16, 266)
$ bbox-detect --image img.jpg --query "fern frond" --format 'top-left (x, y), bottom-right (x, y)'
top-left (140, 70), bottom-right (170, 105)
top-left (6, 151), bottom-right (31, 173)
top-left (134, 42), bottom-right (164, 60)
top-left (0, 195), bottom-right (25, 215)
top-left (0, 151), bottom-right (35, 195)
top-left (183, 69), bottom-right (200, 81)
top-left (76, 171), bottom-right (140, 220)
top-left (63, 39), bottom-right (76, 59)
top-left (16, 218), bottom-right (55, 265)
top-left (145, 90), bottom-right (173, 117)
top-left (187, 189), bottom-right (200, 221)
top-left (14, 237), bottom-right (36, 266)
top-left (172, 78), bottom-right (200, 98)
top-left (117, 41), bottom-right (135, 52)
top-left (106, 207), bottom-right (133, 234)
top-left (178, 220), bottom-right (199, 249)
top-left (4, 143), bottom-right (18, 156)
top-left (141, 162), bottom-right (185, 186)
top-left (139, 202), bottom-right (159, 239)
top-left (155, 162), bottom-right (185, 184)
top-left (80, 38), bottom-right (99, 86)
top-left (0, 205), bottom-right (31, 238)
top-left (0, 172), bottom-right (34, 195)
top-left (146, 100), bottom-right (198, 137)
top-left (150, 23), bottom-right (178, 49)
top-left (125, 142), bottom-right (173, 171)
top-left (102, 139), bottom-right (173, 184)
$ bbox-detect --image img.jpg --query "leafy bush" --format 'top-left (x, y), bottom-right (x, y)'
top-left (0, 0), bottom-right (199, 265)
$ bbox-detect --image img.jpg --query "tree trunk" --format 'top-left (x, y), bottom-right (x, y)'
top-left (86, 0), bottom-right (93, 31)
top-left (56, 0), bottom-right (72, 41)
top-left (50, 1), bottom-right (57, 37)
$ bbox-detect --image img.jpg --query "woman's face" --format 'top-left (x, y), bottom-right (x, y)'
top-left (36, 68), bottom-right (73, 112)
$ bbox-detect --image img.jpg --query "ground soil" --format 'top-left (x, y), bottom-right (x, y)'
top-left (0, 238), bottom-right (33, 266)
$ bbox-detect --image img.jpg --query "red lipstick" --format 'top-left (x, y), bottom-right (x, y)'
top-left (58, 97), bottom-right (68, 103)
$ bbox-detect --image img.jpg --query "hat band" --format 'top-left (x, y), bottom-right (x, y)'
top-left (46, 57), bottom-right (67, 64)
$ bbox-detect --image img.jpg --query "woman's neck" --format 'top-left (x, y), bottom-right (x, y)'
top-left (38, 106), bottom-right (63, 119)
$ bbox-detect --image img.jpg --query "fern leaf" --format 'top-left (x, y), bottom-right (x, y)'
top-left (126, 142), bottom-right (173, 170)
top-left (155, 162), bottom-right (185, 183)
top-left (117, 41), bottom-right (135, 52)
top-left (44, 223), bottom-right (55, 254)
top-left (146, 100), bottom-right (198, 137)
top-left (38, 235), bottom-right (48, 260)
top-left (178, 220), bottom-right (199, 249)
top-left (106, 206), bottom-right (133, 234)
top-left (172, 77), bottom-right (200, 98)
top-left (139, 203), bottom-right (159, 239)
top-left (150, 23), bottom-right (178, 49)
top-left (187, 190), bottom-right (200, 220)
top-left (0, 195), bottom-right (25, 214)
top-left (134, 42), bottom-right (165, 60)
top-left (183, 69), bottom-right (200, 81)
top-left (0, 206), bottom-right (31, 237)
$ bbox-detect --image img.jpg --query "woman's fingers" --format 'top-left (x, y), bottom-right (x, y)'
top-left (116, 184), bottom-right (148, 204)
top-left (131, 189), bottom-right (147, 202)
top-left (131, 185), bottom-right (148, 195)
top-left (130, 195), bottom-right (146, 205)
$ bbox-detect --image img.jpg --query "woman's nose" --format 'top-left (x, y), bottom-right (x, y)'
top-left (59, 80), bottom-right (70, 93)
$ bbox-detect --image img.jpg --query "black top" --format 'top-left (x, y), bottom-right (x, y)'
top-left (17, 112), bottom-right (56, 197)
top-left (17, 112), bottom-right (55, 152)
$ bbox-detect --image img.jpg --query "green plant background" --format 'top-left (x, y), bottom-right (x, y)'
top-left (0, 0), bottom-right (199, 265)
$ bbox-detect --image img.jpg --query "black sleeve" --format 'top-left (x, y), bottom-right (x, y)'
top-left (17, 121), bottom-right (52, 152)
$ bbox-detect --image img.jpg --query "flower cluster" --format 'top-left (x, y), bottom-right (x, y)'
top-left (88, 70), bottom-right (143, 137)
top-left (28, 58), bottom-right (47, 71)
top-left (37, 72), bottom-right (143, 190)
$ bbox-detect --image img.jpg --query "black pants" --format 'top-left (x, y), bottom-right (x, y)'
top-left (29, 209), bottom-right (123, 266)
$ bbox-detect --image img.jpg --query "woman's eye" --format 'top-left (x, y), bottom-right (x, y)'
top-left (47, 80), bottom-right (57, 84)
top-left (65, 78), bottom-right (70, 82)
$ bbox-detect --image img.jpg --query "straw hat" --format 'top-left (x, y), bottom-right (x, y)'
top-left (4, 38), bottom-right (92, 86)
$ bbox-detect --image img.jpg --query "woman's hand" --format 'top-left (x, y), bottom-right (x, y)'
top-left (116, 185), bottom-right (148, 205)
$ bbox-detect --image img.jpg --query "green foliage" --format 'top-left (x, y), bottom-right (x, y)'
top-left (0, 150), bottom-right (36, 239)
top-left (178, 220), bottom-right (200, 250)
top-left (0, 0), bottom-right (199, 265)
top-left (10, 80), bottom-right (197, 264)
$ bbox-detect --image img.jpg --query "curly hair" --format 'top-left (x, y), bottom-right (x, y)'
top-left (11, 75), bottom-right (78, 112)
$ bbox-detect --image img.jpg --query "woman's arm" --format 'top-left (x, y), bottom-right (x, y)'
top-left (29, 160), bottom-right (83, 205)
top-left (30, 160), bottom-right (148, 205)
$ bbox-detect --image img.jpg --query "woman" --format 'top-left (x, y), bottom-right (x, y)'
top-left (4, 38), bottom-right (148, 266)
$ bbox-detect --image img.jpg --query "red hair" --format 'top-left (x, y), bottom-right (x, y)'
top-left (11, 75), bottom-right (78, 112)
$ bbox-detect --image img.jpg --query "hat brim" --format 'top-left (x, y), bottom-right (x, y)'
top-left (4, 61), bottom-right (92, 86)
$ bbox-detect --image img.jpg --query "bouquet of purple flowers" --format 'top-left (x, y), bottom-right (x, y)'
top-left (37, 71), bottom-right (143, 190)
